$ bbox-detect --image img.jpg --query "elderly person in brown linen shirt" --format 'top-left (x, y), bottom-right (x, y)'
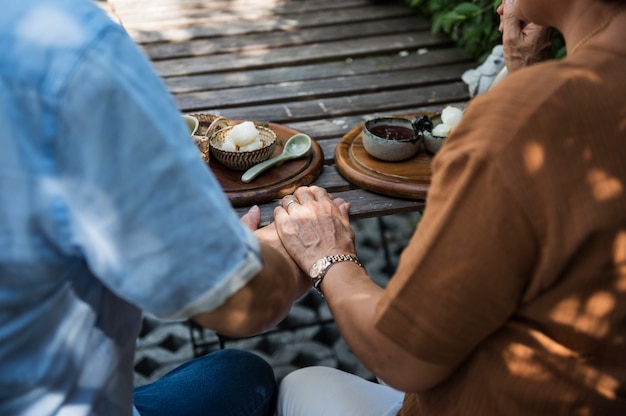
top-left (273, 0), bottom-right (626, 414)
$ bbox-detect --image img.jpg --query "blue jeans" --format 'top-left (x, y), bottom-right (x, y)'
top-left (134, 349), bottom-right (276, 416)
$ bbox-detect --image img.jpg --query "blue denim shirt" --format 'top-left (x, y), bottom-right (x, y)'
top-left (0, 0), bottom-right (262, 414)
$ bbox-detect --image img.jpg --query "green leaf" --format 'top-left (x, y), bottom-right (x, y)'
top-left (453, 3), bottom-right (482, 16)
top-left (442, 11), bottom-right (464, 23)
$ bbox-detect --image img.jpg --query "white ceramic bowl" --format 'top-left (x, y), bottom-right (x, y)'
top-left (182, 114), bottom-right (199, 135)
top-left (420, 115), bottom-right (446, 155)
top-left (362, 117), bottom-right (421, 162)
top-left (422, 132), bottom-right (446, 154)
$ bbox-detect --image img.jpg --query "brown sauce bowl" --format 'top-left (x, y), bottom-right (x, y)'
top-left (362, 117), bottom-right (421, 162)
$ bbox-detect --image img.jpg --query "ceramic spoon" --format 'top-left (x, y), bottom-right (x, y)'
top-left (241, 133), bottom-right (312, 183)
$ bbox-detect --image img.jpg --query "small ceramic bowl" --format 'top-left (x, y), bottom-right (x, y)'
top-left (362, 117), bottom-right (421, 162)
top-left (423, 132), bottom-right (446, 154)
top-left (182, 114), bottom-right (199, 135)
top-left (209, 125), bottom-right (277, 170)
top-left (418, 115), bottom-right (445, 155)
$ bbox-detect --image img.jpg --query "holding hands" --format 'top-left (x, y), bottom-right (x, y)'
top-left (273, 186), bottom-right (357, 277)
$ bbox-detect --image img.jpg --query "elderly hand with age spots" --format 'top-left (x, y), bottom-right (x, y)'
top-left (497, 0), bottom-right (552, 72)
top-left (273, 186), bottom-right (357, 278)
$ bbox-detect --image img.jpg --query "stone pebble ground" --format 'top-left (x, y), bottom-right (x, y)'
top-left (134, 212), bottom-right (421, 387)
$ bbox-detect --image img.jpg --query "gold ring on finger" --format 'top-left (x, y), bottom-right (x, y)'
top-left (285, 199), bottom-right (298, 210)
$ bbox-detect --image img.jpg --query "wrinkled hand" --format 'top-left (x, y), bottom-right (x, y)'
top-left (274, 186), bottom-right (357, 274)
top-left (498, 0), bottom-right (552, 72)
top-left (241, 205), bottom-right (312, 298)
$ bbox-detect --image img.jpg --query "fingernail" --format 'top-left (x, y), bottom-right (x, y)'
top-left (506, 0), bottom-right (513, 5)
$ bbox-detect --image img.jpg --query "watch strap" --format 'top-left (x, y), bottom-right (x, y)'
top-left (310, 254), bottom-right (364, 296)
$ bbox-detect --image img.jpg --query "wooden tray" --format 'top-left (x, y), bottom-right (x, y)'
top-left (335, 123), bottom-right (433, 200)
top-left (209, 122), bottom-right (324, 207)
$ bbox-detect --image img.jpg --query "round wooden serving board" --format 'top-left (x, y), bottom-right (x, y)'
top-left (335, 123), bottom-right (433, 200)
top-left (209, 122), bottom-right (324, 207)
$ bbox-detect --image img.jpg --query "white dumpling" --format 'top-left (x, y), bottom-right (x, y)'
top-left (239, 138), bottom-right (263, 152)
top-left (441, 106), bottom-right (464, 130)
top-left (229, 121), bottom-right (259, 147)
top-left (432, 123), bottom-right (452, 137)
top-left (220, 140), bottom-right (237, 152)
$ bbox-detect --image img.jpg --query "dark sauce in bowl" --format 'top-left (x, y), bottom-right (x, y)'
top-left (369, 125), bottom-right (415, 141)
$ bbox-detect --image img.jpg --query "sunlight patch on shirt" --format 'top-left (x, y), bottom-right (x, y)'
top-left (16, 5), bottom-right (85, 48)
top-left (504, 344), bottom-right (551, 381)
top-left (587, 168), bottom-right (623, 201)
top-left (550, 292), bottom-right (614, 338)
top-left (522, 141), bottom-right (544, 175)
top-left (40, 177), bottom-right (120, 275)
top-left (614, 231), bottom-right (626, 291)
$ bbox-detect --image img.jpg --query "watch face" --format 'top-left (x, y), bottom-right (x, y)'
top-left (310, 259), bottom-right (323, 278)
top-left (310, 258), bottom-right (329, 279)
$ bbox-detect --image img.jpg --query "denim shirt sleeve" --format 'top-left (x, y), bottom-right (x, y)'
top-left (46, 24), bottom-right (262, 319)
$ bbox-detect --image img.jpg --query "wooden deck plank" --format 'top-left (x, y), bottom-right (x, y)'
top-left (110, 0), bottom-right (369, 15)
top-left (180, 82), bottom-right (469, 123)
top-left (118, 2), bottom-right (411, 29)
top-left (174, 63), bottom-right (474, 110)
top-left (141, 17), bottom-right (431, 60)
top-left (152, 32), bottom-right (454, 77)
top-left (164, 48), bottom-right (472, 93)
top-left (235, 186), bottom-right (425, 226)
top-left (121, 4), bottom-right (417, 43)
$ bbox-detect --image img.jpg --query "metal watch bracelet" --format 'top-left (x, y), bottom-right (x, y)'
top-left (309, 254), bottom-right (364, 296)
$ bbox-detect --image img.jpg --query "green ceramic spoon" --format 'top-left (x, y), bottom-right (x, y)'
top-left (241, 133), bottom-right (312, 183)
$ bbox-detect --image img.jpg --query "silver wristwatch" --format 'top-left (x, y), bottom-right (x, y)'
top-left (309, 254), bottom-right (363, 296)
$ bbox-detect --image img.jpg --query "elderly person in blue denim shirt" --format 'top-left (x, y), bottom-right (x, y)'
top-left (0, 0), bottom-right (317, 415)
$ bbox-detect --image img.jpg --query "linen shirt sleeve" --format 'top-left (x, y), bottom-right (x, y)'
top-left (45, 25), bottom-right (260, 319)
top-left (374, 95), bottom-right (541, 367)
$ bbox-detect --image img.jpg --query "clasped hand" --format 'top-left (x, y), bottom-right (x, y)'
top-left (240, 186), bottom-right (357, 297)
top-left (273, 186), bottom-right (357, 276)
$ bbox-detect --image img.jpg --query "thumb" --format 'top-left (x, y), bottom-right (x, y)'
top-left (240, 205), bottom-right (261, 231)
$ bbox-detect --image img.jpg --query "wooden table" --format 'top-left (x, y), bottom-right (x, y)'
top-left (105, 0), bottom-right (475, 224)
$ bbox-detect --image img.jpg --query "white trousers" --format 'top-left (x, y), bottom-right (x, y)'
top-left (276, 366), bottom-right (405, 416)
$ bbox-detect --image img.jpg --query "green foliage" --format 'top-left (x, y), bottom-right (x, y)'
top-left (405, 0), bottom-right (503, 61)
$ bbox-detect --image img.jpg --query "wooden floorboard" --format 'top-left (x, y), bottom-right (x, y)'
top-left (174, 63), bottom-right (474, 111)
top-left (111, 0), bottom-right (368, 15)
top-left (142, 16), bottom-right (431, 60)
top-left (152, 32), bottom-right (455, 77)
top-left (164, 48), bottom-right (472, 93)
top-left (120, 4), bottom-right (415, 43)
top-left (119, 4), bottom-right (412, 30)
top-left (178, 82), bottom-right (469, 123)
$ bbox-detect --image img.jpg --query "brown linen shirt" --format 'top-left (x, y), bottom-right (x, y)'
top-left (375, 45), bottom-right (626, 415)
